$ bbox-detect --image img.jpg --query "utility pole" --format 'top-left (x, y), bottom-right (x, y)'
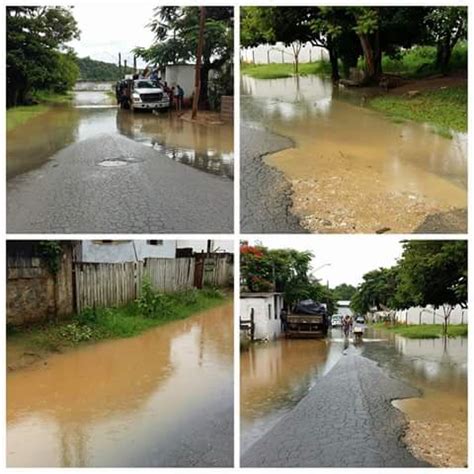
top-left (133, 55), bottom-right (137, 74)
top-left (124, 59), bottom-right (127, 73)
top-left (118, 52), bottom-right (122, 73)
top-left (192, 6), bottom-right (206, 120)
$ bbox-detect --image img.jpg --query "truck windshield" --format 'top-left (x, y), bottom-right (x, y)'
top-left (135, 81), bottom-right (155, 89)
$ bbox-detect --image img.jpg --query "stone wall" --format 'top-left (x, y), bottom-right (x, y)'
top-left (7, 246), bottom-right (74, 327)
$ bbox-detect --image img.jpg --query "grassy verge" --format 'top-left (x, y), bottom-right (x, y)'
top-left (6, 90), bottom-right (73, 132)
top-left (371, 322), bottom-right (467, 339)
top-left (7, 287), bottom-right (229, 354)
top-left (369, 85), bottom-right (467, 137)
top-left (241, 61), bottom-right (331, 79)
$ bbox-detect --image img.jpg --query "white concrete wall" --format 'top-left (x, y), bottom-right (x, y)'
top-left (240, 295), bottom-right (283, 340)
top-left (165, 65), bottom-right (195, 98)
top-left (394, 305), bottom-right (468, 325)
top-left (81, 240), bottom-right (176, 263)
top-left (241, 42), bottom-right (328, 64)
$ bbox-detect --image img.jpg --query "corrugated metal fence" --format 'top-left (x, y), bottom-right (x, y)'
top-left (75, 256), bottom-right (232, 313)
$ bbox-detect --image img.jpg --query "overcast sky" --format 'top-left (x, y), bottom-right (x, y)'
top-left (68, 4), bottom-right (155, 67)
top-left (246, 236), bottom-right (404, 288)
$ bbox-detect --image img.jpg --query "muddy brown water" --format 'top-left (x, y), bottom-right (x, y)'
top-left (241, 75), bottom-right (467, 233)
top-left (240, 327), bottom-right (467, 464)
top-left (7, 303), bottom-right (233, 467)
top-left (7, 88), bottom-right (233, 179)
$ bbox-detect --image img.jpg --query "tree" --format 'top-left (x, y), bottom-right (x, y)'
top-left (425, 7), bottom-right (467, 74)
top-left (333, 283), bottom-right (357, 301)
top-left (7, 6), bottom-right (80, 107)
top-left (135, 6), bottom-right (233, 109)
top-left (396, 240), bottom-right (467, 333)
top-left (350, 266), bottom-right (400, 317)
top-left (240, 243), bottom-right (337, 310)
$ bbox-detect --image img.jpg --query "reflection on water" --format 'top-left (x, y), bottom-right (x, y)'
top-left (7, 303), bottom-right (233, 467)
top-left (241, 327), bottom-right (467, 458)
top-left (7, 90), bottom-right (234, 179)
top-left (240, 337), bottom-right (344, 452)
top-left (241, 75), bottom-right (467, 232)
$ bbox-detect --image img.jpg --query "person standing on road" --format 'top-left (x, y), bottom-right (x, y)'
top-left (175, 84), bottom-right (184, 114)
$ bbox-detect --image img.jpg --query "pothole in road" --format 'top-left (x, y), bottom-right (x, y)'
top-left (98, 157), bottom-right (140, 167)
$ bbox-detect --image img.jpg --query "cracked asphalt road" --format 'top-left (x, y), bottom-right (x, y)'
top-left (7, 134), bottom-right (233, 233)
top-left (240, 125), bottom-right (304, 233)
top-left (242, 354), bottom-right (430, 468)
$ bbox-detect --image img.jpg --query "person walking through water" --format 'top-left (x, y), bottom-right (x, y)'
top-left (342, 315), bottom-right (352, 338)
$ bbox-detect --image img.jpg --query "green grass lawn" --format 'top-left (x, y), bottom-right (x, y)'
top-left (369, 85), bottom-right (467, 137)
top-left (241, 61), bottom-right (331, 79)
top-left (6, 91), bottom-right (73, 132)
top-left (371, 322), bottom-right (467, 339)
top-left (8, 288), bottom-right (230, 354)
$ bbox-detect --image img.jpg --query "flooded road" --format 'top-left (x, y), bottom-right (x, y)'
top-left (241, 327), bottom-right (467, 466)
top-left (241, 75), bottom-right (467, 233)
top-left (8, 86), bottom-right (233, 179)
top-left (7, 303), bottom-right (233, 467)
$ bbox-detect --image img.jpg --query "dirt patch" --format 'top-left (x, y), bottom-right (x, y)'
top-left (402, 419), bottom-right (467, 467)
top-left (179, 110), bottom-right (226, 126)
top-left (389, 72), bottom-right (467, 96)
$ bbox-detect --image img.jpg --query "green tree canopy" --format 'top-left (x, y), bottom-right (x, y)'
top-left (240, 243), bottom-right (336, 313)
top-left (134, 6), bottom-right (233, 108)
top-left (333, 283), bottom-right (357, 301)
top-left (7, 6), bottom-right (80, 107)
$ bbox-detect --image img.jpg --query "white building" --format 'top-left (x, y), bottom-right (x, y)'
top-left (240, 292), bottom-right (284, 341)
top-left (162, 64), bottom-right (195, 99)
top-left (79, 240), bottom-right (176, 263)
top-left (78, 240), bottom-right (233, 264)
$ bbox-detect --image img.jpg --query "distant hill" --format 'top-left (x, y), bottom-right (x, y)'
top-left (77, 57), bottom-right (134, 81)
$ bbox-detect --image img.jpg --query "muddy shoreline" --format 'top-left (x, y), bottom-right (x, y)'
top-left (240, 124), bottom-right (304, 233)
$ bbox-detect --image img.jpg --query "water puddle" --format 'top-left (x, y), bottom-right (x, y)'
top-left (7, 86), bottom-right (233, 179)
top-left (7, 302), bottom-right (233, 467)
top-left (363, 328), bottom-right (467, 467)
top-left (240, 335), bottom-right (345, 452)
top-left (241, 75), bottom-right (467, 233)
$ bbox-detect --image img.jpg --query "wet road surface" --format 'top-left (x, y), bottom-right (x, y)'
top-left (7, 303), bottom-right (233, 467)
top-left (241, 327), bottom-right (466, 467)
top-left (241, 75), bottom-right (467, 233)
top-left (7, 88), bottom-right (233, 233)
top-left (240, 125), bottom-right (303, 233)
top-left (243, 353), bottom-right (428, 467)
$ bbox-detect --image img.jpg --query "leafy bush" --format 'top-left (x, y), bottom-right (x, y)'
top-left (136, 278), bottom-right (175, 319)
top-left (201, 286), bottom-right (225, 299)
top-left (59, 322), bottom-right (94, 343)
top-left (77, 307), bottom-right (99, 325)
top-left (175, 288), bottom-right (199, 306)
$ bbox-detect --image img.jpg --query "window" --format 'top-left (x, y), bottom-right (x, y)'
top-left (268, 304), bottom-right (272, 321)
top-left (147, 240), bottom-right (163, 246)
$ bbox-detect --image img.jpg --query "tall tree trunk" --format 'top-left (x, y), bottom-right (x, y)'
top-left (359, 33), bottom-right (377, 83)
top-left (437, 38), bottom-right (453, 75)
top-left (199, 63), bottom-right (210, 109)
top-left (327, 41), bottom-right (340, 82)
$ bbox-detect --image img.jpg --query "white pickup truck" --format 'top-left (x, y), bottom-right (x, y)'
top-left (117, 78), bottom-right (170, 111)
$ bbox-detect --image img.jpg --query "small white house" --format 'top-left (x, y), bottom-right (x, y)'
top-left (240, 292), bottom-right (284, 341)
top-left (337, 300), bottom-right (353, 318)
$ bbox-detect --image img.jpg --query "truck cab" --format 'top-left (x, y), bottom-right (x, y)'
top-left (117, 77), bottom-right (170, 111)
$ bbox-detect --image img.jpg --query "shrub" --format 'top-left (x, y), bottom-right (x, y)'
top-left (59, 322), bottom-right (94, 343)
top-left (136, 278), bottom-right (175, 319)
